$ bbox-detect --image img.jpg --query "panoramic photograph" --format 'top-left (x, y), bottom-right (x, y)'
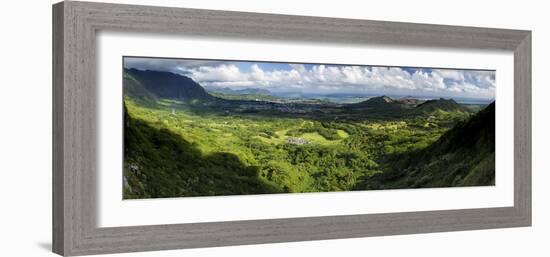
top-left (122, 56), bottom-right (496, 199)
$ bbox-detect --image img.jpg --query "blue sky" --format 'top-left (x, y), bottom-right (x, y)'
top-left (124, 57), bottom-right (496, 100)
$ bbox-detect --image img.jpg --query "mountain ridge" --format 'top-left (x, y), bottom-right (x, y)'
top-left (413, 98), bottom-right (469, 113)
top-left (124, 68), bottom-right (214, 101)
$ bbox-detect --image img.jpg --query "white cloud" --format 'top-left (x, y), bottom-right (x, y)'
top-left (433, 70), bottom-right (465, 81)
top-left (188, 64), bottom-right (249, 82)
top-left (289, 64), bottom-right (306, 73)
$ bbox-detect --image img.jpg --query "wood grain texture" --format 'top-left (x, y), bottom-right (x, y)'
top-left (52, 1), bottom-right (532, 256)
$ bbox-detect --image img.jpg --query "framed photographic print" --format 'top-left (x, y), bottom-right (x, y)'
top-left (52, 1), bottom-right (531, 256)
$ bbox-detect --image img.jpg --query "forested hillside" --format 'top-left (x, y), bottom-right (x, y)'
top-left (123, 104), bottom-right (281, 198)
top-left (358, 102), bottom-right (495, 189)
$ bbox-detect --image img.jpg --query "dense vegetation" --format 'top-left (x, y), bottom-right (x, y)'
top-left (358, 102), bottom-right (495, 189)
top-left (122, 69), bottom-right (495, 199)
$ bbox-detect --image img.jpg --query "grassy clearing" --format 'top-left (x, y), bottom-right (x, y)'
top-left (301, 132), bottom-right (342, 145)
top-left (336, 129), bottom-right (349, 138)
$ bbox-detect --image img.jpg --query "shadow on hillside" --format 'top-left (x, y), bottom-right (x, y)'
top-left (123, 105), bottom-right (283, 199)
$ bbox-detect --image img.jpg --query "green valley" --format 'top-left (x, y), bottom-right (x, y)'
top-left (122, 68), bottom-right (495, 199)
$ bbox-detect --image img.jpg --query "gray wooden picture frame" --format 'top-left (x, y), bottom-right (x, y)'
top-left (52, 1), bottom-right (531, 256)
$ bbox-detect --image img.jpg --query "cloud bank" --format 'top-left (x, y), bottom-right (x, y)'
top-left (124, 57), bottom-right (496, 100)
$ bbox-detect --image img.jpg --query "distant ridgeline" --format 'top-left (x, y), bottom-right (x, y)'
top-left (350, 95), bottom-right (470, 112)
top-left (122, 68), bottom-right (495, 198)
top-left (203, 86), bottom-right (272, 95)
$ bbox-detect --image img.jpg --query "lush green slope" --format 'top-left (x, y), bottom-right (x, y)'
top-left (358, 102), bottom-right (495, 189)
top-left (123, 104), bottom-right (283, 199)
top-left (123, 72), bottom-right (157, 106)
